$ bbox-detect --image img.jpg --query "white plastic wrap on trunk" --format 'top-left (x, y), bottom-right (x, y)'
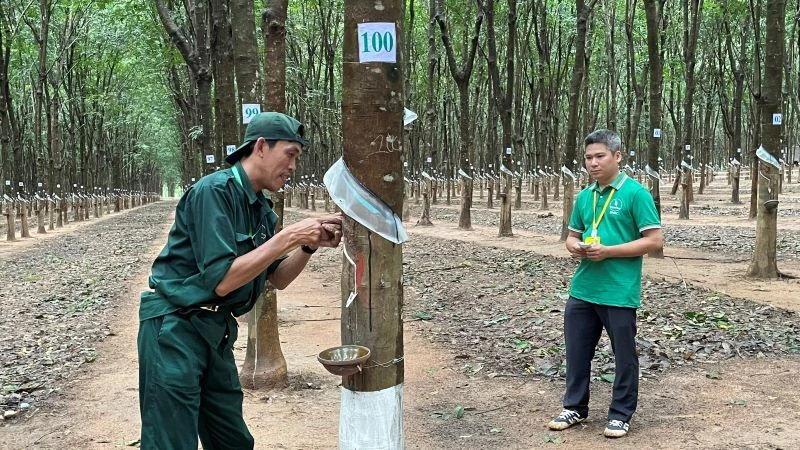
top-left (339, 384), bottom-right (404, 449)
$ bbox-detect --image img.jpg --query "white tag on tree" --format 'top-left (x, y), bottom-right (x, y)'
top-left (357, 23), bottom-right (397, 63)
top-left (18, 182), bottom-right (23, 187)
top-left (225, 145), bottom-right (236, 156)
top-left (653, 128), bottom-right (661, 138)
top-left (773, 113), bottom-right (782, 125)
top-left (242, 104), bottom-right (261, 124)
top-left (206, 154), bottom-right (215, 164)
top-left (403, 108), bottom-right (418, 126)
top-left (4, 180), bottom-right (9, 186)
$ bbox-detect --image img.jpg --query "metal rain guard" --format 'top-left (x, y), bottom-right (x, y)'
top-left (323, 158), bottom-right (408, 244)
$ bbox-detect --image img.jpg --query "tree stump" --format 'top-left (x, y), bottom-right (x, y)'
top-left (19, 201), bottom-right (31, 238)
top-left (35, 198), bottom-right (46, 234)
top-left (56, 198), bottom-right (63, 228)
top-left (239, 288), bottom-right (287, 390)
top-left (487, 185), bottom-right (493, 209)
top-left (5, 201), bottom-right (15, 241)
top-left (498, 192), bottom-right (513, 237)
top-left (48, 198), bottom-right (55, 230)
top-left (416, 192), bottom-right (433, 226)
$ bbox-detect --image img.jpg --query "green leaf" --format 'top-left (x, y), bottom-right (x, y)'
top-left (453, 405), bottom-right (465, 419)
top-left (490, 427), bottom-right (503, 433)
top-left (543, 433), bottom-right (564, 444)
top-left (600, 373), bottom-right (616, 383)
top-left (413, 310), bottom-right (433, 321)
top-left (513, 339), bottom-right (531, 352)
top-left (730, 399), bottom-right (747, 406)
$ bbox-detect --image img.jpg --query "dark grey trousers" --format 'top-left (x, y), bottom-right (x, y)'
top-left (562, 296), bottom-right (639, 423)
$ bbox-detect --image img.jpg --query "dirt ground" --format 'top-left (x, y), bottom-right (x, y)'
top-left (1, 177), bottom-right (800, 449)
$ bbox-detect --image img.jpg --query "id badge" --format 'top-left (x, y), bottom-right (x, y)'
top-left (585, 236), bottom-right (601, 245)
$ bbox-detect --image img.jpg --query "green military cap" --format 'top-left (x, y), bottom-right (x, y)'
top-left (226, 112), bottom-right (309, 164)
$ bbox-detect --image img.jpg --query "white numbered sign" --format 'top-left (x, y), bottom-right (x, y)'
top-left (505, 148), bottom-right (512, 155)
top-left (357, 23), bottom-right (397, 63)
top-left (653, 128), bottom-right (662, 138)
top-left (226, 145), bottom-right (236, 156)
top-left (773, 113), bottom-right (783, 125)
top-left (37, 182), bottom-right (42, 187)
top-left (206, 154), bottom-right (215, 164)
top-left (4, 180), bottom-right (9, 186)
top-left (426, 157), bottom-right (432, 163)
top-left (242, 104), bottom-right (261, 124)
top-left (18, 182), bottom-right (23, 187)
top-left (56, 184), bottom-right (61, 188)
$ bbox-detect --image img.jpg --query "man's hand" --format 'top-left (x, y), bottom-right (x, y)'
top-left (284, 213), bottom-right (343, 250)
top-left (584, 244), bottom-right (611, 261)
top-left (317, 220), bottom-right (342, 248)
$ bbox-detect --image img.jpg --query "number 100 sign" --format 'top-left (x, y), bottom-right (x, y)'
top-left (357, 22), bottom-right (396, 63)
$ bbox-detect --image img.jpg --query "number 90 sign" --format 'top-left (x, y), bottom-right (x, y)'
top-left (358, 23), bottom-right (397, 63)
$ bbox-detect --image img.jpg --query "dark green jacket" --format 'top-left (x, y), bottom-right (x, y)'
top-left (139, 162), bottom-right (282, 333)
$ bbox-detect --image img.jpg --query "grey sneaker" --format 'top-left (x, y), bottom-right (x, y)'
top-left (547, 409), bottom-right (586, 430)
top-left (603, 419), bottom-right (630, 438)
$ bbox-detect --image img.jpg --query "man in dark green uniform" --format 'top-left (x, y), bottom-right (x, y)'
top-left (137, 112), bottom-right (342, 450)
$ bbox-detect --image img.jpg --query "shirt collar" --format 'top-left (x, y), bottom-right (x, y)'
top-left (590, 171), bottom-right (628, 193)
top-left (233, 161), bottom-right (264, 206)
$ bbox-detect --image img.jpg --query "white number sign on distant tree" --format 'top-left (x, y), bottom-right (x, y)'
top-left (242, 104), bottom-right (261, 124)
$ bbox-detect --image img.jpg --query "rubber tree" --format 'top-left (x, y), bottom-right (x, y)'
top-left (339, 0), bottom-right (405, 447)
top-left (747, 0), bottom-right (785, 278)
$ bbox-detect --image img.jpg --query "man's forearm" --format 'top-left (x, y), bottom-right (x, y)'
top-left (214, 233), bottom-right (294, 297)
top-left (267, 249), bottom-right (312, 290)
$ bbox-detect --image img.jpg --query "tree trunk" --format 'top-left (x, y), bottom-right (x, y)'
top-left (155, 0), bottom-right (214, 176)
top-left (232, 0), bottom-right (262, 141)
top-left (748, 0), bottom-right (785, 278)
top-left (645, 0), bottom-right (664, 257)
top-left (340, 0), bottom-right (405, 447)
top-left (239, 0), bottom-right (290, 391)
top-left (561, 0), bottom-right (594, 240)
top-left (435, 5), bottom-right (482, 231)
top-left (211, 0), bottom-right (237, 167)
top-left (482, 0), bottom-right (517, 237)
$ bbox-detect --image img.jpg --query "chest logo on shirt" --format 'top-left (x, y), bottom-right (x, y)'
top-left (609, 198), bottom-right (623, 215)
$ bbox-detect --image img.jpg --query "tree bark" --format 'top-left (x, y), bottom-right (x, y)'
top-left (436, 4), bottom-right (482, 231)
top-left (211, 0), bottom-right (237, 167)
top-left (561, 0), bottom-right (595, 241)
top-left (645, 0), bottom-right (665, 257)
top-left (748, 0), bottom-right (785, 278)
top-left (340, 0), bottom-right (405, 447)
top-left (239, 0), bottom-right (290, 391)
top-left (155, 0), bottom-right (214, 176)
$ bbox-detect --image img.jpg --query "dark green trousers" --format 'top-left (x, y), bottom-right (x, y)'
top-left (138, 312), bottom-right (253, 450)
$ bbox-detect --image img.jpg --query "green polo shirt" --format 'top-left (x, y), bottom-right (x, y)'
top-left (568, 172), bottom-right (660, 308)
top-left (139, 162), bottom-right (282, 324)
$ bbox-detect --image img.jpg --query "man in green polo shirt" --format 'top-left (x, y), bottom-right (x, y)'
top-left (547, 129), bottom-right (663, 438)
top-left (137, 112), bottom-right (342, 450)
